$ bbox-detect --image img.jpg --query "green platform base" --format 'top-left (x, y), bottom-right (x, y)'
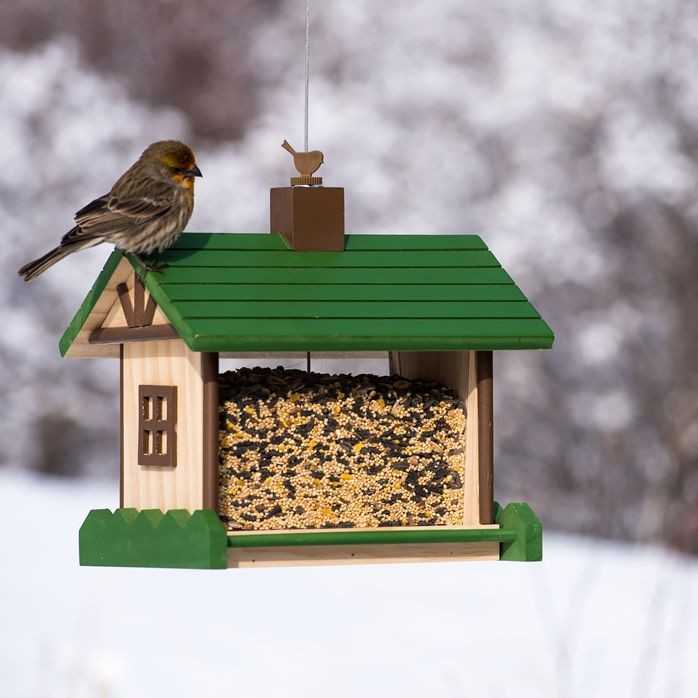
top-left (79, 502), bottom-right (542, 569)
top-left (79, 508), bottom-right (228, 569)
top-left (494, 501), bottom-right (543, 561)
top-left (227, 501), bottom-right (542, 561)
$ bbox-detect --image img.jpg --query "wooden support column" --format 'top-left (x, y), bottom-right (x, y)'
top-left (477, 351), bottom-right (494, 524)
top-left (202, 352), bottom-right (220, 511)
top-left (119, 344), bottom-right (124, 508)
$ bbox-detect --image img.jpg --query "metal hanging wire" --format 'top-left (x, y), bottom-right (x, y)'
top-left (304, 0), bottom-right (311, 152)
top-left (305, 0), bottom-right (312, 374)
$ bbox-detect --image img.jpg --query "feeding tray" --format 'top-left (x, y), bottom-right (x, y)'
top-left (61, 232), bottom-right (553, 568)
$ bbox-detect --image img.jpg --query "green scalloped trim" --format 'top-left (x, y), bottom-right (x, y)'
top-left (79, 508), bottom-right (228, 569)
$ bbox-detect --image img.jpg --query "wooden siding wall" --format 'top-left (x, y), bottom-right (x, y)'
top-left (122, 339), bottom-right (206, 511)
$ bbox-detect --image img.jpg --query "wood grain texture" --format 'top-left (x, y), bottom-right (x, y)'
top-left (104, 271), bottom-right (164, 330)
top-left (465, 351), bottom-right (481, 525)
top-left (117, 282), bottom-right (136, 327)
top-left (65, 261), bottom-right (173, 357)
top-left (102, 291), bottom-right (130, 330)
top-left (391, 350), bottom-right (482, 525)
top-left (63, 255), bottom-right (132, 358)
top-left (271, 186), bottom-right (345, 252)
top-left (227, 541), bottom-right (499, 567)
top-left (89, 325), bottom-right (179, 344)
top-left (122, 339), bottom-right (205, 511)
top-left (202, 352), bottom-right (219, 510)
top-left (392, 351), bottom-right (468, 401)
top-left (119, 345), bottom-right (124, 508)
top-left (477, 351), bottom-right (494, 524)
top-left (229, 523), bottom-right (501, 536)
top-left (133, 274), bottom-right (145, 326)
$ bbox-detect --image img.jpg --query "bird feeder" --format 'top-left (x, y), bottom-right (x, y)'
top-left (61, 3), bottom-right (554, 569)
top-left (61, 143), bottom-right (553, 569)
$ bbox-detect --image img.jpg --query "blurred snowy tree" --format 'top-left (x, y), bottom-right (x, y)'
top-left (0, 0), bottom-right (281, 140)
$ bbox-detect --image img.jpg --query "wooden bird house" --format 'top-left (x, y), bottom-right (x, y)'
top-left (63, 228), bottom-right (553, 569)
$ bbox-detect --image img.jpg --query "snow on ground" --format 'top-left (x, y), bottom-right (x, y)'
top-left (1, 472), bottom-right (696, 698)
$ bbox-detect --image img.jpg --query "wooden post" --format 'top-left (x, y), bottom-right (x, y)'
top-left (202, 352), bottom-right (220, 511)
top-left (119, 344), bottom-right (124, 508)
top-left (477, 351), bottom-right (494, 524)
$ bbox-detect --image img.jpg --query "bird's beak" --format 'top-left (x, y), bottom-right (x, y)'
top-left (187, 164), bottom-right (203, 177)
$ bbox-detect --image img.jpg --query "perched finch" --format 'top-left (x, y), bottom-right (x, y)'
top-left (18, 140), bottom-right (202, 282)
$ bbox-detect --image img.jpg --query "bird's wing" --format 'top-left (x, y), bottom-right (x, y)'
top-left (65, 180), bottom-right (176, 243)
top-left (74, 194), bottom-right (110, 219)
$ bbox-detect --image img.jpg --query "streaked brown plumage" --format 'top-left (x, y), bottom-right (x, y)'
top-left (18, 140), bottom-right (201, 282)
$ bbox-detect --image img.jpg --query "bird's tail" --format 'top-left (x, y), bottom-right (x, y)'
top-left (18, 237), bottom-right (95, 282)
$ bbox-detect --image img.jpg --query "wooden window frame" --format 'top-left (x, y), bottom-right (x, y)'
top-left (138, 385), bottom-right (177, 467)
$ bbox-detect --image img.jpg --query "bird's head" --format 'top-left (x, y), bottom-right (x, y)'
top-left (142, 140), bottom-right (202, 188)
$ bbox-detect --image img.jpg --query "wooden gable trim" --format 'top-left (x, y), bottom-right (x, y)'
top-left (96, 270), bottom-right (176, 344)
top-left (89, 325), bottom-right (179, 344)
top-left (117, 283), bottom-right (136, 327)
top-left (117, 275), bottom-right (159, 328)
top-left (63, 255), bottom-right (131, 358)
top-left (63, 255), bottom-right (183, 358)
top-left (79, 264), bottom-right (180, 347)
top-left (116, 274), bottom-right (160, 329)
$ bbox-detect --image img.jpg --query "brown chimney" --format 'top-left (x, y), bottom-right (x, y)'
top-left (270, 140), bottom-right (345, 251)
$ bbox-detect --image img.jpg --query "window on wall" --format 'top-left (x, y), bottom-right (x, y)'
top-left (138, 385), bottom-right (177, 467)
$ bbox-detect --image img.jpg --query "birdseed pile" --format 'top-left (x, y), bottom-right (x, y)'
top-left (218, 367), bottom-right (466, 531)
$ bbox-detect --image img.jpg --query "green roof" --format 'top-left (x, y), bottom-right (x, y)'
top-left (60, 233), bottom-right (554, 355)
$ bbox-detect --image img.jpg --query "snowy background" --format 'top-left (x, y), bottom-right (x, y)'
top-left (1, 1), bottom-right (697, 695)
top-left (2, 470), bottom-right (697, 698)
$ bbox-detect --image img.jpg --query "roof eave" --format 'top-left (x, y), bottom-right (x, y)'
top-left (188, 334), bottom-right (554, 353)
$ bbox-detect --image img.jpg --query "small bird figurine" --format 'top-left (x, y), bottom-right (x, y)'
top-left (18, 140), bottom-right (202, 282)
top-left (281, 139), bottom-right (324, 177)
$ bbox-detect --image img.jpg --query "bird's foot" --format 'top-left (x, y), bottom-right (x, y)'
top-left (134, 255), bottom-right (168, 274)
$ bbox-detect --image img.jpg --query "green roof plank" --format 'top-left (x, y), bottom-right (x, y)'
top-left (156, 249), bottom-right (500, 268)
top-left (155, 267), bottom-right (514, 285)
top-left (158, 284), bottom-right (527, 302)
top-left (170, 232), bottom-right (488, 252)
top-left (184, 318), bottom-right (553, 352)
top-left (174, 300), bottom-right (539, 320)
